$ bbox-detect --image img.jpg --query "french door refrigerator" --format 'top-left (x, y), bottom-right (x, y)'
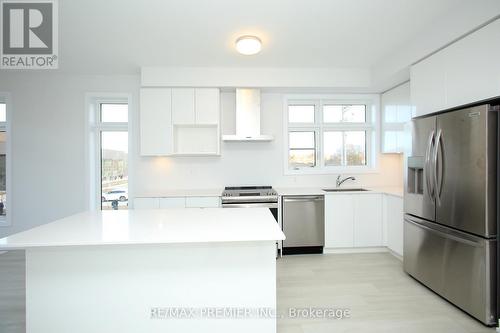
top-left (404, 103), bottom-right (499, 325)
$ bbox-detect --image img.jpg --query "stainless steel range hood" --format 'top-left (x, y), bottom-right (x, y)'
top-left (222, 88), bottom-right (274, 141)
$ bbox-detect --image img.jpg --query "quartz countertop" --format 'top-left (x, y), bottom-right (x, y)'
top-left (275, 186), bottom-right (403, 197)
top-left (134, 186), bottom-right (404, 198)
top-left (0, 208), bottom-right (285, 249)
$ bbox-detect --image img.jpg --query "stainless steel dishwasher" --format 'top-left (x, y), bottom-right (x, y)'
top-left (282, 195), bottom-right (324, 255)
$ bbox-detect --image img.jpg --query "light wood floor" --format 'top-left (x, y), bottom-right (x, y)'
top-left (277, 253), bottom-right (496, 333)
top-left (1, 251), bottom-right (496, 332)
top-left (0, 251), bottom-right (26, 333)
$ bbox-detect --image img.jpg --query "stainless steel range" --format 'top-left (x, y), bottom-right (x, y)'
top-left (221, 186), bottom-right (278, 221)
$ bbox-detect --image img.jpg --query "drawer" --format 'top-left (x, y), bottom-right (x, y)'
top-left (133, 198), bottom-right (160, 209)
top-left (185, 196), bottom-right (220, 208)
top-left (404, 217), bottom-right (496, 325)
top-left (159, 197), bottom-right (186, 208)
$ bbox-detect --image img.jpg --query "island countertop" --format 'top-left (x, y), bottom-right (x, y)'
top-left (0, 208), bottom-right (285, 249)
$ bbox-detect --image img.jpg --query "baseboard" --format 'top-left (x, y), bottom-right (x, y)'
top-left (387, 248), bottom-right (403, 261)
top-left (323, 247), bottom-right (388, 254)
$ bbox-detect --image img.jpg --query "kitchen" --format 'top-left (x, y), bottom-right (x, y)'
top-left (0, 1), bottom-right (499, 333)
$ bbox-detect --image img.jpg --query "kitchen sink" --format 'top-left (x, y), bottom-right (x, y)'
top-left (322, 188), bottom-right (370, 192)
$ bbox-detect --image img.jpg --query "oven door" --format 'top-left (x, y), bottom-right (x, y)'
top-left (221, 202), bottom-right (278, 222)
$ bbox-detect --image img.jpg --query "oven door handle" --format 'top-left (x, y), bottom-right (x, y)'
top-left (222, 203), bottom-right (278, 209)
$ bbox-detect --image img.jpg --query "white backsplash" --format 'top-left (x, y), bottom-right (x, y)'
top-left (133, 92), bottom-right (404, 193)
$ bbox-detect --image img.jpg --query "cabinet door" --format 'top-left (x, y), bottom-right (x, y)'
top-left (159, 197), bottom-right (186, 208)
top-left (134, 198), bottom-right (160, 209)
top-left (445, 19), bottom-right (500, 109)
top-left (410, 51), bottom-right (447, 117)
top-left (172, 88), bottom-right (195, 124)
top-left (140, 88), bottom-right (172, 155)
top-left (385, 195), bottom-right (404, 256)
top-left (195, 88), bottom-right (220, 124)
top-left (353, 194), bottom-right (383, 247)
top-left (381, 82), bottom-right (412, 153)
top-left (324, 194), bottom-right (354, 248)
top-left (185, 196), bottom-right (220, 208)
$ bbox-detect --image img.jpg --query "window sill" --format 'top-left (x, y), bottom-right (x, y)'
top-left (284, 165), bottom-right (380, 176)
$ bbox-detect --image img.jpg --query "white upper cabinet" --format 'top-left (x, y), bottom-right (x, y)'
top-left (411, 19), bottom-right (500, 117)
top-left (140, 88), bottom-right (173, 156)
top-left (172, 88), bottom-right (195, 124)
top-left (411, 51), bottom-right (447, 117)
top-left (172, 88), bottom-right (220, 125)
top-left (445, 19), bottom-right (500, 109)
top-left (381, 82), bottom-right (412, 153)
top-left (195, 88), bottom-right (220, 124)
top-left (140, 87), bottom-right (221, 156)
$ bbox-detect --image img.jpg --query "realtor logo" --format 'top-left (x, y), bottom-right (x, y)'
top-left (1, 0), bottom-right (58, 69)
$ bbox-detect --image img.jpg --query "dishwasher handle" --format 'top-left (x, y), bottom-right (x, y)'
top-left (283, 196), bottom-right (324, 202)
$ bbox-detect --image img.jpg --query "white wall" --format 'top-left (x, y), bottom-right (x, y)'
top-left (0, 73), bottom-right (402, 237)
top-left (133, 92), bottom-right (403, 194)
top-left (0, 73), bottom-right (140, 238)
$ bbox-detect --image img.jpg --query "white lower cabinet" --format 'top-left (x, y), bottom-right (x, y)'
top-left (185, 196), bottom-right (220, 208)
top-left (134, 196), bottom-right (220, 209)
top-left (325, 193), bottom-right (383, 249)
top-left (159, 197), bottom-right (186, 208)
top-left (325, 194), bottom-right (354, 248)
top-left (134, 198), bottom-right (160, 209)
top-left (353, 194), bottom-right (383, 247)
top-left (384, 195), bottom-right (404, 256)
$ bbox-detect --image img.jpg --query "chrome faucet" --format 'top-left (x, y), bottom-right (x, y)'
top-left (336, 175), bottom-right (356, 187)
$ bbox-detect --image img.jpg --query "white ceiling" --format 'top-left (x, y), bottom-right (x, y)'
top-left (59, 0), bottom-right (472, 75)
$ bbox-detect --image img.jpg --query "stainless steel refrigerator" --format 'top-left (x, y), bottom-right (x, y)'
top-left (404, 103), bottom-right (499, 325)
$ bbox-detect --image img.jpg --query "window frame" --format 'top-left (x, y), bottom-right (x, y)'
top-left (86, 94), bottom-right (131, 211)
top-left (0, 93), bottom-right (11, 226)
top-left (283, 94), bottom-right (380, 175)
top-left (288, 130), bottom-right (318, 168)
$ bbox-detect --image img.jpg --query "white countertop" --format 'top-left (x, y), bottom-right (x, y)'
top-left (134, 186), bottom-right (404, 198)
top-left (0, 208), bottom-right (285, 249)
top-left (135, 188), bottom-right (223, 198)
top-left (275, 186), bottom-right (403, 197)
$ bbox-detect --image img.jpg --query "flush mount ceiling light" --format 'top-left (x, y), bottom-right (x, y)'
top-left (235, 35), bottom-right (262, 55)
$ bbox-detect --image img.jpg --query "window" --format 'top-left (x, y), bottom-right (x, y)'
top-left (100, 103), bottom-right (128, 123)
top-left (0, 102), bottom-right (7, 222)
top-left (288, 105), bottom-right (315, 123)
top-left (323, 105), bottom-right (366, 123)
top-left (101, 130), bottom-right (128, 210)
top-left (90, 100), bottom-right (129, 210)
top-left (285, 95), bottom-right (378, 174)
top-left (289, 131), bottom-right (316, 168)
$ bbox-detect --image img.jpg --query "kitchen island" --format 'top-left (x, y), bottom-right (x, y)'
top-left (0, 208), bottom-right (285, 333)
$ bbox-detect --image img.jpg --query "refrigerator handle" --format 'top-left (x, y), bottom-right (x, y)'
top-left (433, 130), bottom-right (443, 205)
top-left (425, 130), bottom-right (435, 200)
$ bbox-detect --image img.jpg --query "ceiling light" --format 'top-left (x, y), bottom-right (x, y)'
top-left (235, 36), bottom-right (262, 55)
